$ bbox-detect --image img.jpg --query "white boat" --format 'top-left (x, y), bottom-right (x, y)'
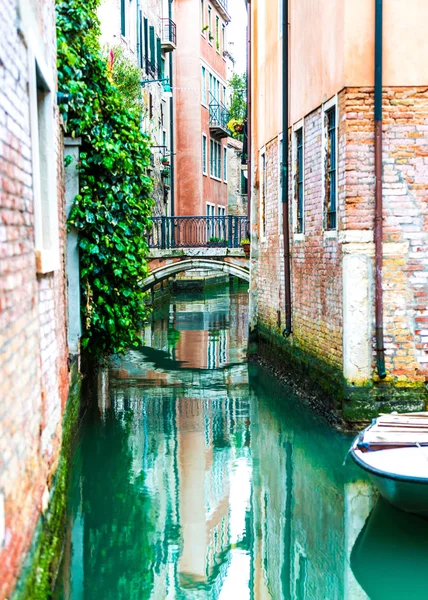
top-left (350, 413), bottom-right (428, 518)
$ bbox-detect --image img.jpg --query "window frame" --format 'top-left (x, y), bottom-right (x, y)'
top-left (322, 96), bottom-right (338, 233)
top-left (292, 120), bottom-right (304, 236)
top-left (216, 16), bottom-right (220, 53)
top-left (223, 146), bottom-right (227, 182)
top-left (201, 0), bottom-right (206, 35)
top-left (202, 134), bottom-right (208, 175)
top-left (260, 148), bottom-right (267, 241)
top-left (201, 66), bottom-right (207, 107)
top-left (29, 55), bottom-right (60, 274)
top-left (210, 139), bottom-right (221, 181)
top-left (208, 6), bottom-right (213, 44)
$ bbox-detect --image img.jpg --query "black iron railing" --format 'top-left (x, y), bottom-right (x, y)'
top-left (209, 94), bottom-right (230, 131)
top-left (148, 216), bottom-right (249, 249)
top-left (161, 18), bottom-right (177, 46)
top-left (143, 56), bottom-right (158, 78)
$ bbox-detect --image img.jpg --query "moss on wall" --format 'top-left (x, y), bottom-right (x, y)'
top-left (255, 324), bottom-right (427, 423)
top-left (12, 361), bottom-right (82, 600)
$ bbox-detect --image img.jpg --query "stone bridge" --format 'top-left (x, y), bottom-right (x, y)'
top-left (142, 215), bottom-right (250, 291)
top-left (142, 248), bottom-right (250, 292)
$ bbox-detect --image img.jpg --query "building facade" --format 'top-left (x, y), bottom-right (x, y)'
top-left (0, 0), bottom-right (79, 596)
top-left (99, 0), bottom-right (176, 216)
top-left (250, 0), bottom-right (428, 419)
top-left (227, 137), bottom-right (248, 217)
top-left (174, 0), bottom-right (230, 219)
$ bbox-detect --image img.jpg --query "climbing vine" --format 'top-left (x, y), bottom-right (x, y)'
top-left (57, 0), bottom-right (154, 356)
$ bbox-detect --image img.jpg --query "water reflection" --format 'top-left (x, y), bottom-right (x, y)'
top-left (56, 283), bottom-right (390, 599)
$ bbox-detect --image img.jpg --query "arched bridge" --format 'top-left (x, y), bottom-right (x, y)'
top-left (143, 216), bottom-right (250, 292)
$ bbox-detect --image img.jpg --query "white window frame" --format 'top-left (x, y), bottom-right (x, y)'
top-left (208, 5), bottom-right (213, 44)
top-left (223, 147), bottom-right (227, 182)
top-left (322, 95), bottom-right (339, 237)
top-left (27, 34), bottom-right (59, 273)
top-left (292, 119), bottom-right (305, 240)
top-left (201, 65), bottom-right (207, 107)
top-left (277, 133), bottom-right (283, 236)
top-left (260, 148), bottom-right (267, 241)
top-left (202, 134), bottom-right (208, 175)
top-left (210, 139), bottom-right (221, 181)
top-left (201, 0), bottom-right (206, 35)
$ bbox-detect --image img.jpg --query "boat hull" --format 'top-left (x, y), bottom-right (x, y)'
top-left (350, 447), bottom-right (428, 518)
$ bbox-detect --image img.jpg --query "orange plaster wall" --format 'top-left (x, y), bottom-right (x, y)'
top-left (252, 0), bottom-right (428, 149)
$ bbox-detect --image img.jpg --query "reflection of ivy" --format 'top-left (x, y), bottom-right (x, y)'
top-left (167, 326), bottom-right (181, 349)
top-left (57, 0), bottom-right (153, 356)
top-left (81, 409), bottom-right (155, 598)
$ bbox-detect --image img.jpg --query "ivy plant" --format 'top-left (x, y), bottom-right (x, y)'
top-left (57, 0), bottom-right (154, 356)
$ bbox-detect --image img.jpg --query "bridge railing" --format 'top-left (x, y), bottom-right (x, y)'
top-left (148, 216), bottom-right (249, 249)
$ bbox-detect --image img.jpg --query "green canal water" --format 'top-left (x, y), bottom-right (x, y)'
top-left (54, 283), bottom-right (428, 600)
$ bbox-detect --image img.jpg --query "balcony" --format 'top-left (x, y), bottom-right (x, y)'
top-left (161, 18), bottom-right (177, 52)
top-left (209, 95), bottom-right (230, 140)
top-left (211, 0), bottom-right (231, 22)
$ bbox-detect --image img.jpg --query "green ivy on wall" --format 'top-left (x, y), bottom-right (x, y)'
top-left (57, 0), bottom-right (154, 356)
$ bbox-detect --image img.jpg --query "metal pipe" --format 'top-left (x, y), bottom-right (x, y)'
top-left (374, 0), bottom-right (386, 378)
top-left (169, 0), bottom-right (175, 217)
top-left (282, 0), bottom-right (292, 337)
top-left (246, 0), bottom-right (252, 224)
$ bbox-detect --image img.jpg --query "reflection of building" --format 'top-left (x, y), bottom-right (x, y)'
top-left (249, 368), bottom-right (374, 600)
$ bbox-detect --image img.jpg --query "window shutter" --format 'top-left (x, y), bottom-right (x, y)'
top-left (149, 25), bottom-right (155, 72)
top-left (144, 18), bottom-right (149, 70)
top-left (157, 37), bottom-right (162, 78)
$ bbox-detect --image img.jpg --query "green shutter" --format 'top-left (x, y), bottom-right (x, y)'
top-left (149, 25), bottom-right (155, 71)
top-left (157, 37), bottom-right (162, 78)
top-left (121, 0), bottom-right (125, 36)
top-left (143, 18), bottom-right (149, 69)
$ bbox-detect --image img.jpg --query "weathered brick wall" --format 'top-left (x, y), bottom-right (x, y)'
top-left (257, 111), bottom-right (343, 371)
top-left (0, 0), bottom-right (70, 596)
top-left (343, 87), bottom-right (428, 384)
top-left (256, 86), bottom-right (428, 398)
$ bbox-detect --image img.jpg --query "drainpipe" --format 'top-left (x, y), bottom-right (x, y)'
top-left (169, 0), bottom-right (175, 217)
top-left (246, 0), bottom-right (251, 225)
top-left (282, 0), bottom-right (292, 337)
top-left (374, 0), bottom-right (386, 378)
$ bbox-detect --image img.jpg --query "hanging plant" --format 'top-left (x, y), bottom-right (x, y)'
top-left (57, 0), bottom-right (154, 357)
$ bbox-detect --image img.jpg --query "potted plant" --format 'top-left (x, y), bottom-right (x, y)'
top-left (160, 156), bottom-right (170, 166)
top-left (240, 237), bottom-right (250, 256)
top-left (202, 24), bottom-right (209, 34)
top-left (227, 118), bottom-right (245, 134)
top-left (161, 167), bottom-right (170, 178)
top-left (208, 236), bottom-right (220, 246)
top-left (209, 33), bottom-right (214, 42)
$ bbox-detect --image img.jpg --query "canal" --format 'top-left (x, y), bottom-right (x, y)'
top-left (54, 282), bottom-right (428, 600)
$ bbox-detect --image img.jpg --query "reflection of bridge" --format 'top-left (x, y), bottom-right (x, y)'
top-left (143, 216), bottom-right (250, 292)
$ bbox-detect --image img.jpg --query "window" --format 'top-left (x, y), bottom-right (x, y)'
top-left (206, 203), bottom-right (215, 239)
top-left (218, 206), bottom-right (226, 240)
top-left (261, 152), bottom-right (267, 238)
top-left (143, 18), bottom-right (149, 71)
top-left (201, 66), bottom-right (207, 105)
top-left (202, 134), bottom-right (208, 174)
top-left (222, 24), bottom-right (225, 54)
top-left (241, 169), bottom-right (248, 195)
top-left (201, 0), bottom-right (205, 32)
top-left (208, 6), bottom-right (212, 41)
top-left (149, 25), bottom-right (155, 73)
top-left (138, 10), bottom-right (143, 67)
top-left (223, 147), bottom-right (227, 182)
top-left (325, 104), bottom-right (337, 230)
top-left (157, 37), bottom-right (163, 78)
top-left (121, 0), bottom-right (126, 36)
top-left (30, 61), bottom-right (59, 273)
top-left (295, 127), bottom-right (304, 234)
top-left (216, 16), bottom-right (220, 51)
top-left (210, 139), bottom-right (221, 179)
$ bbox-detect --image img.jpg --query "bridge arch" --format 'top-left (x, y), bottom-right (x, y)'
top-left (141, 258), bottom-right (249, 292)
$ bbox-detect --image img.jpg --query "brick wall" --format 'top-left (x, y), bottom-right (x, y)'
top-left (256, 87), bottom-right (428, 403)
top-left (0, 0), bottom-right (70, 596)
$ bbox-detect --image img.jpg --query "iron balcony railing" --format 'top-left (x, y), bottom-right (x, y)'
top-left (143, 56), bottom-right (158, 78)
top-left (161, 18), bottom-right (177, 47)
top-left (211, 0), bottom-right (230, 20)
top-left (209, 97), bottom-right (230, 133)
top-left (148, 216), bottom-right (249, 249)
